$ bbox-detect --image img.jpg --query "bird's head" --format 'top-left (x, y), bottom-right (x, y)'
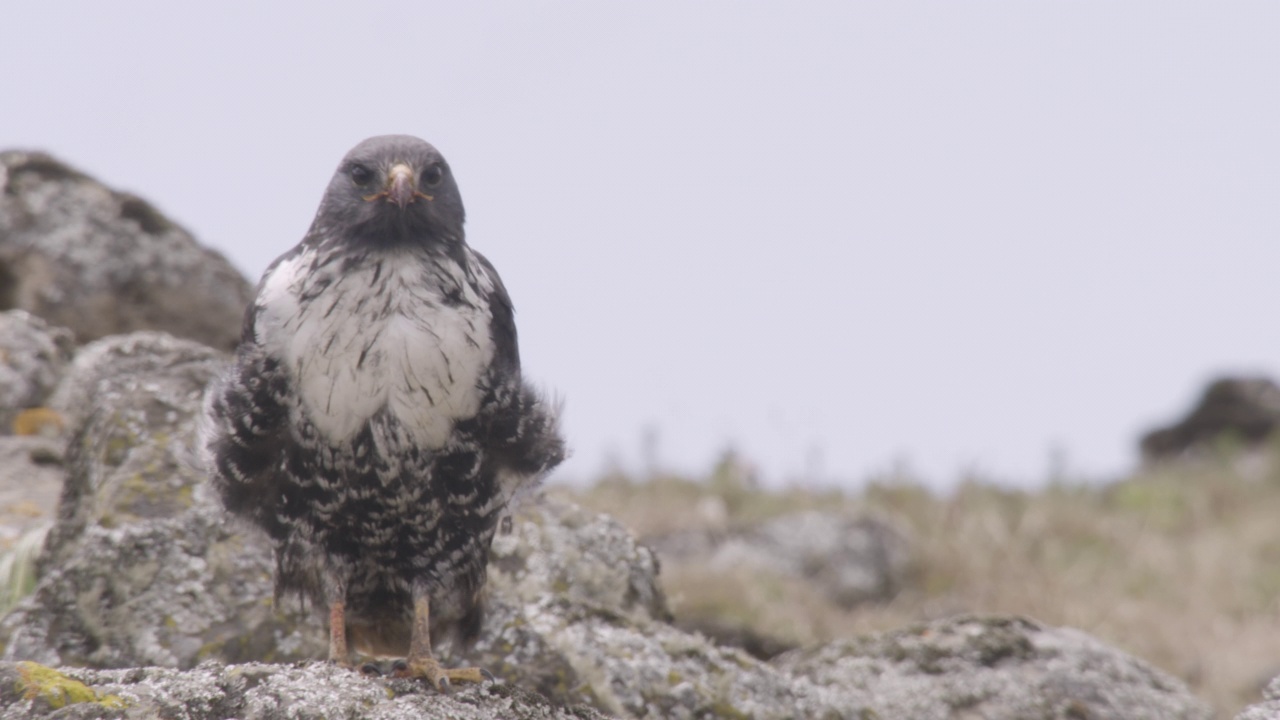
top-left (313, 135), bottom-right (465, 247)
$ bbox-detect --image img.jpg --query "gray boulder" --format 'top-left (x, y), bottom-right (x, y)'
top-left (0, 310), bottom-right (74, 435)
top-left (0, 150), bottom-right (253, 351)
top-left (0, 331), bottom-right (321, 668)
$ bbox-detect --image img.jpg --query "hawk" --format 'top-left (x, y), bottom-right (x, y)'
top-left (203, 135), bottom-right (565, 688)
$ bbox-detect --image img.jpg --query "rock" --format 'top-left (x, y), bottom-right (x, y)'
top-left (774, 615), bottom-right (1212, 720)
top-left (485, 498), bottom-right (669, 623)
top-left (643, 508), bottom-right (912, 659)
top-left (1141, 376), bottom-right (1280, 461)
top-left (0, 150), bottom-right (254, 351)
top-left (1235, 675), bottom-right (1280, 720)
top-left (37, 332), bottom-right (228, 569)
top-left (738, 510), bottom-right (911, 608)
top-left (0, 310), bottom-right (74, 434)
top-left (46, 331), bottom-right (224, 437)
top-left (0, 331), bottom-right (322, 668)
top-left (0, 660), bottom-right (609, 720)
top-left (650, 510), bottom-right (911, 610)
top-left (650, 507), bottom-right (911, 607)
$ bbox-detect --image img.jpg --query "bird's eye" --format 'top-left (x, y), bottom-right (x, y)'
top-left (349, 164), bottom-right (374, 187)
top-left (422, 164), bottom-right (445, 188)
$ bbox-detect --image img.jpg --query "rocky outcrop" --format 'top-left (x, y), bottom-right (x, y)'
top-left (0, 151), bottom-right (253, 351)
top-left (0, 660), bottom-right (607, 720)
top-left (0, 327), bottom-right (1214, 719)
top-left (1141, 376), bottom-right (1280, 461)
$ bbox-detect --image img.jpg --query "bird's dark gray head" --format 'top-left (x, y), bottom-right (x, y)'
top-left (312, 135), bottom-right (465, 247)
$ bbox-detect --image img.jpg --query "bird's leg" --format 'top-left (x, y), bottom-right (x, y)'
top-left (328, 597), bottom-right (351, 667)
top-left (392, 592), bottom-right (491, 690)
top-left (326, 575), bottom-right (352, 668)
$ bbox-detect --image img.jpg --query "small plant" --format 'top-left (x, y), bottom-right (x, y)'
top-left (0, 522), bottom-right (51, 615)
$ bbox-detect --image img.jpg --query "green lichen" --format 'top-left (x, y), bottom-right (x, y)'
top-left (14, 661), bottom-right (127, 710)
top-left (708, 700), bottom-right (750, 720)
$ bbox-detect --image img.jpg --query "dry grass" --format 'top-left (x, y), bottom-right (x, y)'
top-left (553, 447), bottom-right (1280, 719)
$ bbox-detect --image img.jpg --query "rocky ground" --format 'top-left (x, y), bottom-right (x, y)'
top-left (0, 149), bottom-right (1270, 718)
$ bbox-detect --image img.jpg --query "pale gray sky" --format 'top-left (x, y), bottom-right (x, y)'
top-left (4, 2), bottom-right (1277, 488)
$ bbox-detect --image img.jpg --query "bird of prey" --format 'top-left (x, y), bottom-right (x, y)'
top-left (202, 135), bottom-right (565, 689)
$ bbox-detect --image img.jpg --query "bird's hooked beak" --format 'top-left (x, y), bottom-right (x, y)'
top-left (386, 164), bottom-right (416, 209)
top-left (366, 163), bottom-right (433, 209)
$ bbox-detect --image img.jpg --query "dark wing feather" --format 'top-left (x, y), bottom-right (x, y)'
top-left (469, 251), bottom-right (566, 478)
top-left (204, 279), bottom-right (293, 540)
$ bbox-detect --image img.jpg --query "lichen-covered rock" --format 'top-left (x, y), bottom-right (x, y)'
top-left (0, 310), bottom-right (74, 434)
top-left (0, 331), bottom-right (323, 668)
top-left (487, 498), bottom-right (669, 623)
top-left (1, 504), bottom-right (322, 669)
top-left (45, 331), bottom-right (224, 446)
top-left (0, 150), bottom-right (253, 351)
top-left (0, 660), bottom-right (609, 720)
top-left (469, 605), bottom-right (856, 719)
top-left (38, 332), bottom-right (228, 570)
top-left (773, 615), bottom-right (1212, 720)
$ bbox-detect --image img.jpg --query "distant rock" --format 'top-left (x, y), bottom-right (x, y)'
top-left (0, 310), bottom-right (74, 435)
top-left (734, 510), bottom-right (912, 608)
top-left (644, 507), bottom-right (912, 659)
top-left (1141, 376), bottom-right (1280, 461)
top-left (0, 150), bottom-right (253, 351)
top-left (649, 510), bottom-right (911, 609)
top-left (776, 615), bottom-right (1211, 720)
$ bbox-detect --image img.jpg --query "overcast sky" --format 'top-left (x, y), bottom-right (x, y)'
top-left (3, 2), bottom-right (1277, 489)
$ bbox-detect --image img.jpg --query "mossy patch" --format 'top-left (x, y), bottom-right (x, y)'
top-left (14, 661), bottom-right (127, 710)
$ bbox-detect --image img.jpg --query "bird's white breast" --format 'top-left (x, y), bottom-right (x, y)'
top-left (256, 248), bottom-right (496, 448)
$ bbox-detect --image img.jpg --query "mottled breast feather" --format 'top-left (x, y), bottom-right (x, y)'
top-left (255, 246), bottom-right (497, 449)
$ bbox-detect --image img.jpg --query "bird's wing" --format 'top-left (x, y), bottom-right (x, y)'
top-left (202, 251), bottom-right (301, 539)
top-left (466, 250), bottom-right (567, 480)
